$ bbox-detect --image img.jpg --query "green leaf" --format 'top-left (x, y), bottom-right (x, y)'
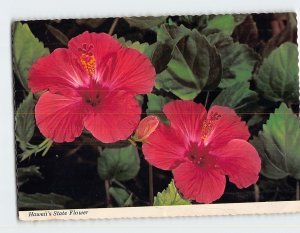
top-left (97, 145), bottom-right (140, 181)
top-left (256, 42), bottom-right (299, 103)
top-left (218, 42), bottom-right (260, 88)
top-left (251, 103), bottom-right (300, 179)
top-left (206, 15), bottom-right (235, 36)
top-left (146, 94), bottom-right (171, 123)
top-left (156, 29), bottom-right (222, 100)
top-left (115, 36), bottom-right (149, 53)
top-left (18, 192), bottom-right (73, 210)
top-left (154, 180), bottom-right (191, 206)
top-left (211, 82), bottom-right (258, 112)
top-left (13, 22), bottom-right (49, 90)
top-left (109, 187), bottom-right (133, 207)
top-left (17, 165), bottom-right (43, 187)
top-left (15, 92), bottom-right (35, 144)
top-left (124, 16), bottom-right (166, 30)
top-left (156, 24), bottom-right (191, 44)
top-left (144, 42), bottom-right (173, 73)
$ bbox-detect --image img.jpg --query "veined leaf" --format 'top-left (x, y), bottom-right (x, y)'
top-left (146, 94), bottom-right (171, 123)
top-left (13, 22), bottom-right (49, 90)
top-left (15, 92), bottom-right (35, 144)
top-left (256, 42), bottom-right (299, 103)
top-left (156, 29), bottom-right (222, 100)
top-left (97, 145), bottom-right (140, 181)
top-left (109, 187), bottom-right (133, 207)
top-left (154, 180), bottom-right (191, 206)
top-left (251, 103), bottom-right (300, 179)
top-left (211, 82), bottom-right (258, 112)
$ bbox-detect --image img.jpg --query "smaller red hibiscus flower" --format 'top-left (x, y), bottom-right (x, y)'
top-left (133, 116), bottom-right (159, 142)
top-left (28, 32), bottom-right (155, 143)
top-left (143, 100), bottom-right (261, 204)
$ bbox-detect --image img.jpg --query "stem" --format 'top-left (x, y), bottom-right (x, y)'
top-left (128, 138), bottom-right (137, 146)
top-left (108, 18), bottom-right (119, 35)
top-left (149, 165), bottom-right (154, 205)
top-left (254, 184), bottom-right (260, 202)
top-left (204, 91), bottom-right (210, 108)
top-left (105, 180), bottom-right (112, 207)
top-left (296, 180), bottom-right (299, 201)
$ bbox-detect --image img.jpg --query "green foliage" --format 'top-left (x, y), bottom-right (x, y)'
top-left (146, 94), bottom-right (171, 122)
top-left (109, 187), bottom-right (133, 207)
top-left (97, 145), bottom-right (140, 181)
top-left (17, 165), bottom-right (43, 187)
top-left (13, 22), bottom-right (49, 90)
top-left (206, 15), bottom-right (235, 36)
top-left (124, 16), bottom-right (167, 29)
top-left (15, 92), bottom-right (35, 144)
top-left (154, 180), bottom-right (191, 206)
top-left (211, 82), bottom-right (258, 112)
top-left (115, 36), bottom-right (149, 53)
top-left (251, 103), bottom-right (300, 179)
top-left (218, 42), bottom-right (260, 88)
top-left (256, 42), bottom-right (299, 103)
top-left (18, 192), bottom-right (73, 210)
top-left (156, 27), bottom-right (222, 100)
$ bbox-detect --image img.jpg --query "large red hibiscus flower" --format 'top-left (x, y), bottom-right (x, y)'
top-left (28, 32), bottom-right (155, 143)
top-left (143, 100), bottom-right (261, 203)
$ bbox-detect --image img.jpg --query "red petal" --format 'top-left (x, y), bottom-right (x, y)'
top-left (173, 162), bottom-right (226, 204)
top-left (142, 123), bottom-right (187, 170)
top-left (100, 48), bottom-right (156, 95)
top-left (28, 48), bottom-right (88, 95)
top-left (68, 32), bottom-right (121, 63)
top-left (84, 91), bottom-right (141, 143)
top-left (35, 92), bottom-right (86, 143)
top-left (205, 105), bottom-right (250, 148)
top-left (163, 100), bottom-right (207, 142)
top-left (212, 139), bottom-right (261, 189)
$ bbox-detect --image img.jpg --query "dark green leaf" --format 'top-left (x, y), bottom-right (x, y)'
top-left (146, 94), bottom-right (171, 123)
top-left (144, 42), bottom-right (173, 73)
top-left (15, 92), bottom-right (35, 144)
top-left (109, 187), bottom-right (133, 207)
top-left (219, 42), bottom-right (260, 88)
top-left (124, 16), bottom-right (166, 29)
top-left (17, 165), bottom-right (43, 187)
top-left (156, 29), bottom-right (222, 100)
top-left (156, 24), bottom-right (191, 44)
top-left (211, 82), bottom-right (258, 112)
top-left (13, 22), bottom-right (49, 90)
top-left (256, 42), bottom-right (299, 103)
top-left (251, 103), bottom-right (300, 179)
top-left (206, 15), bottom-right (236, 36)
top-left (97, 145), bottom-right (140, 181)
top-left (18, 192), bottom-right (73, 210)
top-left (153, 180), bottom-right (191, 206)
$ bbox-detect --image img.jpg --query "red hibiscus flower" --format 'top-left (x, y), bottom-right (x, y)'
top-left (143, 100), bottom-right (261, 203)
top-left (28, 32), bottom-right (156, 143)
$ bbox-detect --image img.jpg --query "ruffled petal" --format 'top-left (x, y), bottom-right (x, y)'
top-left (28, 48), bottom-right (88, 96)
top-left (211, 139), bottom-right (261, 189)
top-left (100, 48), bottom-right (156, 95)
top-left (173, 162), bottom-right (226, 204)
top-left (84, 91), bottom-right (141, 143)
top-left (205, 105), bottom-right (250, 149)
top-left (68, 32), bottom-right (121, 63)
top-left (35, 92), bottom-right (86, 143)
top-left (142, 124), bottom-right (187, 170)
top-left (163, 100), bottom-right (207, 142)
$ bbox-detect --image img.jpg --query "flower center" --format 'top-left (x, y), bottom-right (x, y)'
top-left (200, 111), bottom-right (221, 140)
top-left (83, 90), bottom-right (101, 107)
top-left (78, 43), bottom-right (96, 77)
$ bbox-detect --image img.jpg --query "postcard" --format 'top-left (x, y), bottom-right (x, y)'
top-left (12, 13), bottom-right (300, 221)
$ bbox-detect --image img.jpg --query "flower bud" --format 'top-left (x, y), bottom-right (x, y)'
top-left (134, 116), bottom-right (159, 142)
